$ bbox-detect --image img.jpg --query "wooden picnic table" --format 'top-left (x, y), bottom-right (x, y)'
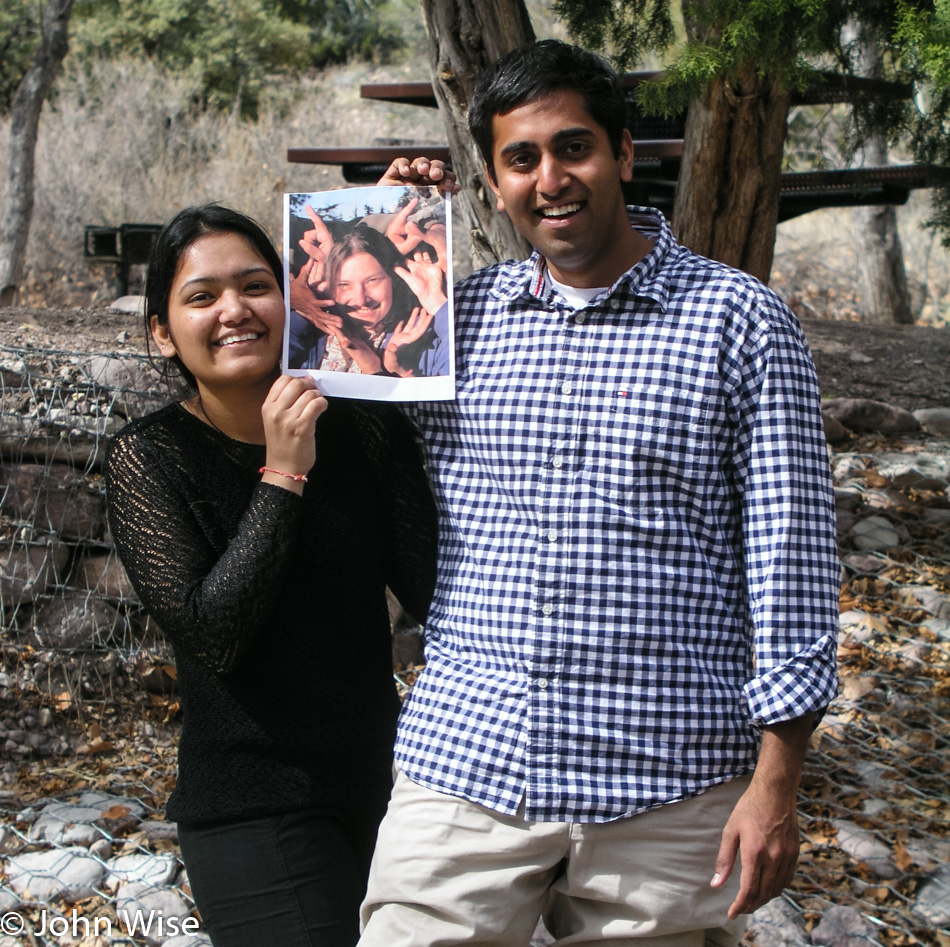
top-left (287, 72), bottom-right (944, 222)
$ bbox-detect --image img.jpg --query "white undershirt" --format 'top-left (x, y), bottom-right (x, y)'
top-left (546, 271), bottom-right (609, 310)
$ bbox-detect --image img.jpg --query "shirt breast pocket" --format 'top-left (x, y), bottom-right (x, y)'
top-left (580, 384), bottom-right (711, 507)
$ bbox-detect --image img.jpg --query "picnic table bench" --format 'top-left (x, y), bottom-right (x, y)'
top-left (83, 222), bottom-right (162, 297)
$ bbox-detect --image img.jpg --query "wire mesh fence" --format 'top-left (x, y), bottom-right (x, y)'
top-left (787, 541), bottom-right (950, 946)
top-left (0, 339), bottom-right (196, 944)
top-left (1, 339), bottom-right (949, 945)
top-left (1, 341), bottom-right (165, 640)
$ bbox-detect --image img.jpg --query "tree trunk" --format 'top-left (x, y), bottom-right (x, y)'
top-left (855, 199), bottom-right (914, 324)
top-left (672, 62), bottom-right (790, 284)
top-left (849, 25), bottom-right (914, 325)
top-left (0, 0), bottom-right (75, 307)
top-left (420, 0), bottom-right (534, 270)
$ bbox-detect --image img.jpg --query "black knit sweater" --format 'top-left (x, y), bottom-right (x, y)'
top-left (106, 399), bottom-right (436, 825)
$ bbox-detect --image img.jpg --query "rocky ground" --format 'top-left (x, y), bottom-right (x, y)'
top-left (1, 304), bottom-right (949, 946)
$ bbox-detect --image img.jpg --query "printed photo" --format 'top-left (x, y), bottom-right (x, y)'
top-left (283, 185), bottom-right (454, 401)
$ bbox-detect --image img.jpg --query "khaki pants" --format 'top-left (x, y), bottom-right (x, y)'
top-left (359, 772), bottom-right (751, 947)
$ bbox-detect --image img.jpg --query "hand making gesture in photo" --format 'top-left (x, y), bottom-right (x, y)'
top-left (288, 204), bottom-right (337, 333)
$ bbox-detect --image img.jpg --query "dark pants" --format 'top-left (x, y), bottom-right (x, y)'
top-left (178, 803), bottom-right (386, 947)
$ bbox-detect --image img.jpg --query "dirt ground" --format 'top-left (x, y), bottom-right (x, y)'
top-left (2, 303), bottom-right (948, 411)
top-left (798, 312), bottom-right (950, 410)
top-left (0, 305), bottom-right (148, 356)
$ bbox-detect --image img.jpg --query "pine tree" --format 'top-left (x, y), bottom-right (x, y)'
top-left (553, 0), bottom-right (936, 283)
top-left (895, 0), bottom-right (950, 242)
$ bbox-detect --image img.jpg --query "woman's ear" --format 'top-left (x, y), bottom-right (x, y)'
top-left (150, 315), bottom-right (177, 357)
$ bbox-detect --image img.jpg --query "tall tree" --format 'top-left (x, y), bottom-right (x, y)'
top-left (854, 145), bottom-right (915, 324)
top-left (850, 20), bottom-right (914, 324)
top-left (669, 16), bottom-right (791, 282)
top-left (0, 0), bottom-right (75, 307)
top-left (420, 0), bottom-right (535, 269)
top-left (552, 0), bottom-right (941, 286)
top-left (895, 0), bottom-right (950, 244)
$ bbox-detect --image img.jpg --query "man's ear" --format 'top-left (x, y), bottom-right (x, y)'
top-left (619, 128), bottom-right (634, 184)
top-left (485, 163), bottom-right (505, 212)
top-left (150, 315), bottom-right (177, 358)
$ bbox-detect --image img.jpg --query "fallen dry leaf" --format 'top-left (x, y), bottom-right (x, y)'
top-left (100, 804), bottom-right (132, 821)
top-left (77, 737), bottom-right (115, 756)
top-left (893, 834), bottom-right (914, 872)
top-left (840, 675), bottom-right (879, 702)
top-left (52, 689), bottom-right (72, 711)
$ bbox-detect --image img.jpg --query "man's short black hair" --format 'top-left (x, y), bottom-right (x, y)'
top-left (468, 39), bottom-right (628, 180)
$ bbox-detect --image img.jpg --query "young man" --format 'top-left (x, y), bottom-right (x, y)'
top-left (365, 40), bottom-right (839, 946)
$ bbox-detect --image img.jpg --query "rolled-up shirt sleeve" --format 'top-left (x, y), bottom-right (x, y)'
top-left (725, 290), bottom-right (840, 725)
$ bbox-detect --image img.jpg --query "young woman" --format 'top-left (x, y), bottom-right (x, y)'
top-left (106, 202), bottom-right (437, 947)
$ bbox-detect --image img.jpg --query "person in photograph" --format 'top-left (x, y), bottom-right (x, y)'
top-left (105, 202), bottom-right (441, 947)
top-left (287, 198), bottom-right (450, 377)
top-left (360, 40), bottom-right (839, 947)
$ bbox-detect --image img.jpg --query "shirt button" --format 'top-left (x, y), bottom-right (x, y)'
top-left (552, 457), bottom-right (563, 469)
top-left (541, 603), bottom-right (554, 616)
top-left (547, 529), bottom-right (558, 542)
top-left (574, 312), bottom-right (587, 324)
top-left (610, 299), bottom-right (620, 310)
top-left (561, 382), bottom-right (574, 395)
top-left (538, 679), bottom-right (549, 689)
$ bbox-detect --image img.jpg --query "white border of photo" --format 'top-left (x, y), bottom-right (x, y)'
top-left (282, 186), bottom-right (455, 402)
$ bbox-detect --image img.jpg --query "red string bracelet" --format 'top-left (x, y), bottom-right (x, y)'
top-left (259, 466), bottom-right (308, 483)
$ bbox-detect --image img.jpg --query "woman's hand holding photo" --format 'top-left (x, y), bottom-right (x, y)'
top-left (259, 375), bottom-right (327, 495)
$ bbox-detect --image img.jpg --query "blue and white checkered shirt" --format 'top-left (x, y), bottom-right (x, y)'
top-left (399, 207), bottom-right (839, 823)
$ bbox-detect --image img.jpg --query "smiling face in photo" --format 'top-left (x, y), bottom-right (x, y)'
top-left (334, 251), bottom-right (395, 328)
